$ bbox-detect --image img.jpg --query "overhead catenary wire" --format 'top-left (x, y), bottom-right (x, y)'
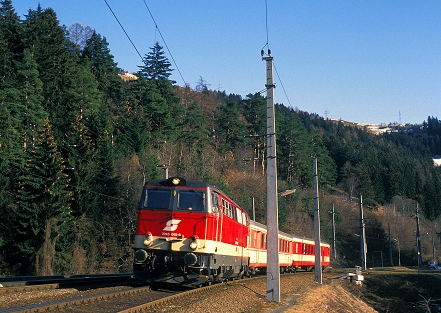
top-left (274, 62), bottom-right (292, 107)
top-left (262, 0), bottom-right (270, 53)
top-left (142, 0), bottom-right (187, 86)
top-left (261, 0), bottom-right (292, 107)
top-left (103, 0), bottom-right (143, 61)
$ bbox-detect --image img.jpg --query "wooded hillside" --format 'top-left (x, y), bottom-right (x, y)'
top-left (1, 1), bottom-right (441, 275)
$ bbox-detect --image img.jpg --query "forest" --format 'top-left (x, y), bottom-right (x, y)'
top-left (1, 0), bottom-right (441, 276)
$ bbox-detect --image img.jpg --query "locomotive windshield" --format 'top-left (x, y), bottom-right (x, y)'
top-left (142, 190), bottom-right (171, 209)
top-left (140, 188), bottom-right (207, 212)
top-left (177, 191), bottom-right (205, 211)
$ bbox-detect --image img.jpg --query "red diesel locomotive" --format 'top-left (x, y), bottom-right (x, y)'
top-left (133, 177), bottom-right (330, 287)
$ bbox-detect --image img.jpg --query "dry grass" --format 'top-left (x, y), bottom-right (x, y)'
top-left (286, 267), bottom-right (441, 313)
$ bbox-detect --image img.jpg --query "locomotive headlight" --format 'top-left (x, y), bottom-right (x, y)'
top-left (189, 235), bottom-right (199, 250)
top-left (134, 249), bottom-right (149, 263)
top-left (143, 232), bottom-right (153, 247)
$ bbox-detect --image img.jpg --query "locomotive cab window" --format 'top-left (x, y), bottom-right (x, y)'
top-left (177, 191), bottom-right (205, 211)
top-left (141, 189), bottom-right (171, 209)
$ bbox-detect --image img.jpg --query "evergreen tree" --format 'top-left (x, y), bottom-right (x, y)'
top-left (176, 100), bottom-right (211, 177)
top-left (0, 2), bottom-right (29, 264)
top-left (22, 6), bottom-right (80, 142)
top-left (276, 108), bottom-right (311, 187)
top-left (15, 49), bottom-right (47, 150)
top-left (138, 41), bottom-right (174, 82)
top-left (137, 42), bottom-right (183, 140)
top-left (0, 0), bottom-right (22, 55)
top-left (310, 129), bottom-right (337, 188)
top-left (81, 31), bottom-right (123, 106)
top-left (179, 100), bottom-right (210, 145)
top-left (216, 100), bottom-right (245, 148)
top-left (422, 169), bottom-right (441, 220)
top-left (63, 114), bottom-right (101, 218)
top-left (14, 118), bottom-right (71, 274)
top-left (242, 93), bottom-right (266, 169)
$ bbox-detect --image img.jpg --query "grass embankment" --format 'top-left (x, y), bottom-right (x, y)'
top-left (342, 267), bottom-right (441, 312)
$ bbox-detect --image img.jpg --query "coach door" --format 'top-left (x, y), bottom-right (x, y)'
top-left (235, 207), bottom-right (248, 265)
top-left (212, 192), bottom-right (222, 247)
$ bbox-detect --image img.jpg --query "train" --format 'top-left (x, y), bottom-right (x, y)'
top-left (133, 176), bottom-right (330, 287)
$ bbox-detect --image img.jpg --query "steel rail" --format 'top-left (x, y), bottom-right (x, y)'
top-left (0, 285), bottom-right (152, 313)
top-left (0, 283), bottom-right (59, 294)
top-left (117, 276), bottom-right (267, 313)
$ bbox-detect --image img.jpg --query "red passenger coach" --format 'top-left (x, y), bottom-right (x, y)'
top-left (133, 177), bottom-right (250, 287)
top-left (249, 221), bottom-right (330, 273)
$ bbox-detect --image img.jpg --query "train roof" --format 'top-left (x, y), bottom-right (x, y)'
top-left (145, 177), bottom-right (243, 209)
top-left (145, 177), bottom-right (214, 189)
top-left (250, 220), bottom-right (330, 247)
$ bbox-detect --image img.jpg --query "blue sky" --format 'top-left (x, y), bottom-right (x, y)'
top-left (14, 1), bottom-right (441, 125)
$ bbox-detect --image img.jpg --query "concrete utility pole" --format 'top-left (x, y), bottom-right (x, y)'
top-left (388, 223), bottom-right (393, 266)
top-left (331, 204), bottom-right (336, 259)
top-left (262, 49), bottom-right (280, 302)
top-left (312, 157), bottom-right (322, 284)
top-left (359, 195), bottom-right (367, 270)
top-left (416, 205), bottom-right (422, 271)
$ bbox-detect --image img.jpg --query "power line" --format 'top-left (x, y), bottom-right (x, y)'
top-left (103, 0), bottom-right (143, 61)
top-left (274, 62), bottom-right (292, 107)
top-left (261, 1), bottom-right (292, 107)
top-left (265, 0), bottom-right (269, 47)
top-left (142, 0), bottom-right (187, 86)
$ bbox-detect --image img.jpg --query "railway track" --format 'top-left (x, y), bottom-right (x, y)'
top-left (0, 272), bottom-right (326, 313)
top-left (0, 273), bottom-right (136, 287)
top-left (0, 273), bottom-right (148, 312)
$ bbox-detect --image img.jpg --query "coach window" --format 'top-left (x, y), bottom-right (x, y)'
top-left (222, 199), bottom-right (227, 215)
top-left (236, 207), bottom-right (243, 224)
top-left (223, 201), bottom-right (228, 216)
top-left (142, 190), bottom-right (171, 210)
top-left (262, 233), bottom-right (267, 249)
top-left (226, 202), bottom-right (232, 218)
top-left (242, 212), bottom-right (248, 226)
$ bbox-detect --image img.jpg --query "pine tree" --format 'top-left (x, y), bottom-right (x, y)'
top-left (0, 0), bottom-right (23, 55)
top-left (22, 6), bottom-right (81, 142)
top-left (137, 42), bottom-right (183, 140)
top-left (180, 100), bottom-right (210, 145)
top-left (276, 108), bottom-right (311, 187)
top-left (138, 42), bottom-right (174, 82)
top-left (0, 1), bottom-right (29, 262)
top-left (15, 118), bottom-right (71, 274)
top-left (81, 31), bottom-right (123, 106)
top-left (63, 114), bottom-right (101, 218)
top-left (15, 49), bottom-right (47, 150)
top-left (216, 100), bottom-right (245, 148)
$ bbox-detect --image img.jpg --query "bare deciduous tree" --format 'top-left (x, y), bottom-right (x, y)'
top-left (68, 22), bottom-right (94, 51)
